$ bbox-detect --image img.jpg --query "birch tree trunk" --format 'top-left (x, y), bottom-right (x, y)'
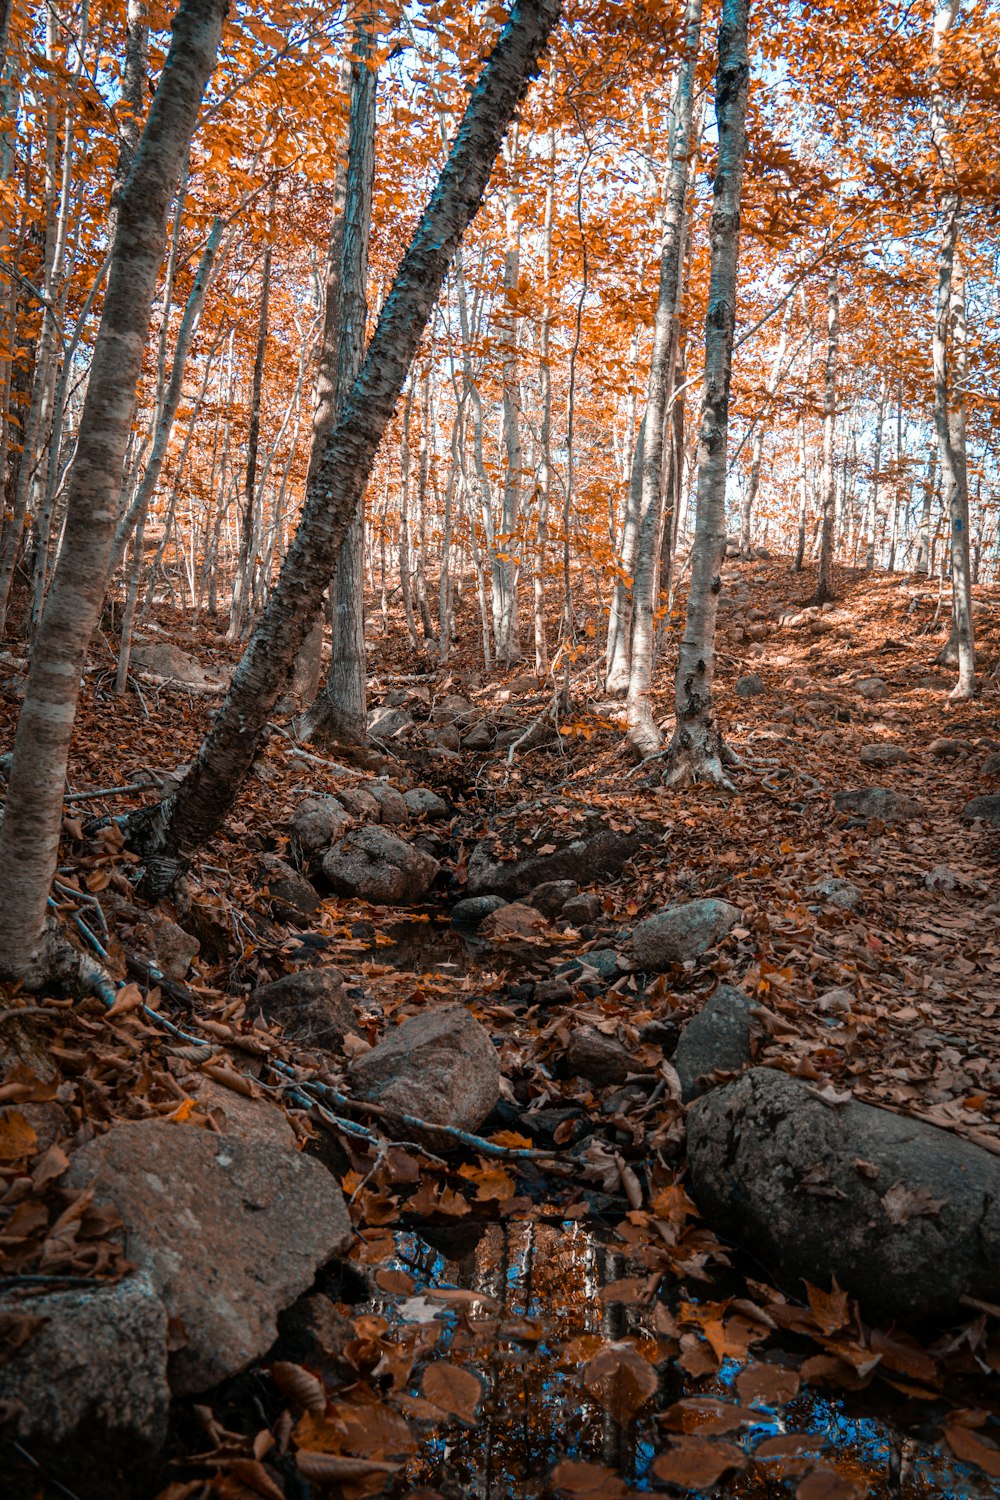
top-left (813, 266), bottom-right (840, 603)
top-left (663, 0), bottom-right (750, 787)
top-left (737, 297), bottom-right (791, 559)
top-left (129, 0), bottom-right (562, 896)
top-left (229, 223), bottom-right (274, 640)
top-left (625, 0), bottom-right (703, 758)
top-left (301, 25), bottom-right (376, 746)
top-left (0, 0), bottom-right (227, 986)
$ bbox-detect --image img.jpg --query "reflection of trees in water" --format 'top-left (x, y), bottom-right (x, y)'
top-left (381, 1221), bottom-right (998, 1500)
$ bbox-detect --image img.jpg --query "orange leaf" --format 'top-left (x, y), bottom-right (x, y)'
top-left (652, 1437), bottom-right (746, 1490)
top-left (0, 1108), bottom-right (38, 1160)
top-left (421, 1361), bottom-right (484, 1424)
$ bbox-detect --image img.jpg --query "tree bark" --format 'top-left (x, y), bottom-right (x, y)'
top-left (129, 0), bottom-right (562, 896)
top-left (663, 0), bottom-right (750, 787)
top-left (626, 0), bottom-right (704, 758)
top-left (0, 0), bottom-right (228, 985)
top-left (813, 266), bottom-right (840, 603)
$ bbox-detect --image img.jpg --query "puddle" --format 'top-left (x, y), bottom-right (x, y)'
top-left (355, 1219), bottom-right (996, 1499)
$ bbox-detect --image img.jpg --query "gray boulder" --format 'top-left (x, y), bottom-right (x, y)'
top-left (0, 1272), bottom-right (169, 1497)
top-left (833, 787), bottom-right (923, 822)
top-left (289, 795), bottom-right (350, 861)
top-left (632, 898), bottom-right (742, 971)
top-left (367, 704), bottom-right (414, 740)
top-left (339, 785), bottom-right (381, 819)
top-left (562, 891), bottom-right (603, 925)
top-left (66, 1121), bottom-right (353, 1393)
top-left (451, 895), bottom-right (508, 926)
top-left (673, 986), bottom-right (755, 1101)
top-left (467, 826), bottom-right (643, 899)
top-left (855, 676), bottom-right (889, 701)
top-left (348, 1003), bottom-right (500, 1139)
top-left (404, 787), bottom-right (449, 819)
top-left (809, 876), bottom-right (862, 910)
top-left (565, 1026), bottom-right (632, 1087)
top-left (259, 854), bottom-right (321, 921)
top-left (322, 826), bottom-right (439, 904)
top-left (963, 793), bottom-right (1000, 826)
top-left (859, 743), bottom-right (909, 767)
top-left (526, 879), bottom-right (578, 916)
top-left (368, 780), bottom-right (409, 825)
top-left (462, 720), bottom-right (494, 750)
top-left (687, 1068), bottom-right (1000, 1322)
top-left (734, 673), bottom-right (765, 697)
top-left (982, 751), bottom-right (1000, 778)
top-left (251, 967), bottom-right (357, 1050)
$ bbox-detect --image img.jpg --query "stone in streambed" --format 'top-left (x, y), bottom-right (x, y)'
top-left (565, 1026), bottom-right (632, 1087)
top-left (65, 1121), bottom-right (352, 1394)
top-left (686, 1067), bottom-right (1000, 1322)
top-left (631, 898), bottom-right (743, 971)
top-left (451, 895), bottom-right (508, 926)
top-left (467, 825), bottom-right (643, 899)
top-left (321, 826), bottom-right (439, 904)
top-left (673, 985), bottom-right (755, 1101)
top-left (251, 966), bottom-right (357, 1051)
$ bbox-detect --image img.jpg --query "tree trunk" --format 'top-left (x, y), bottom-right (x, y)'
top-left (229, 216), bottom-right (274, 640)
top-left (129, 0), bottom-right (563, 896)
top-left (626, 0), bottom-right (704, 757)
top-left (0, 0), bottom-right (227, 986)
top-left (663, 0), bottom-right (750, 787)
top-left (300, 24), bottom-right (377, 746)
top-left (813, 266), bottom-right (840, 603)
top-left (737, 296), bottom-right (791, 559)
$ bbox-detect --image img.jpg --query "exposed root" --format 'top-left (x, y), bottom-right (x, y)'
top-left (7, 923), bottom-right (118, 1005)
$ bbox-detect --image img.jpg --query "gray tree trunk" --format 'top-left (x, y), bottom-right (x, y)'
top-left (129, 0), bottom-right (563, 896)
top-left (0, 0), bottom-right (228, 986)
top-left (664, 0), bottom-right (750, 787)
top-left (814, 266), bottom-right (840, 603)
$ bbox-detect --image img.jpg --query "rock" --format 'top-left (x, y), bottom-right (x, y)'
top-left (480, 902), bottom-right (546, 938)
top-left (928, 736), bottom-right (973, 758)
top-left (461, 720), bottom-right (494, 750)
top-left (925, 865), bottom-right (958, 892)
top-left (132, 640), bottom-right (227, 693)
top-left (289, 795), bottom-right (350, 862)
top-left (673, 986), bottom-right (755, 1101)
top-left (135, 911), bottom-right (199, 980)
top-left (962, 793), bottom-right (1000, 826)
top-left (430, 693), bottom-right (474, 724)
top-left (526, 879), bottom-right (578, 916)
top-left (562, 892), bottom-right (603, 925)
top-left (66, 1121), bottom-right (352, 1393)
top-left (271, 1292), bottom-right (356, 1382)
top-left (259, 855), bottom-right (321, 921)
top-left (833, 788), bottom-right (924, 822)
top-left (0, 1010), bottom-right (58, 1082)
top-left (0, 1272), bottom-right (169, 1497)
top-left (451, 895), bottom-right (508, 926)
top-left (435, 723), bottom-right (462, 751)
top-left (859, 743), bottom-right (910, 766)
top-left (321, 827), bottom-right (440, 904)
top-left (576, 948), bottom-right (623, 980)
top-left (631, 898), bottom-right (743, 971)
top-left (189, 1076), bottom-right (297, 1147)
top-left (467, 826), bottom-right (643, 899)
top-left (347, 1004), bottom-right (500, 1139)
top-left (565, 1026), bottom-right (632, 1086)
top-left (686, 1068), bottom-right (1000, 1322)
top-left (982, 751), bottom-right (1000, 778)
top-left (366, 780), bottom-right (409, 825)
top-left (367, 705), bottom-right (414, 740)
top-left (734, 673), bottom-right (765, 697)
top-left (815, 987), bottom-right (853, 1015)
top-left (809, 877), bottom-right (862, 910)
top-left (339, 786), bottom-right (381, 819)
top-left (404, 787), bottom-right (448, 819)
top-left (854, 676), bottom-right (889, 701)
top-left (251, 968), bottom-right (357, 1050)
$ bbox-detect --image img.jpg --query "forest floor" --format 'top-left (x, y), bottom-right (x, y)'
top-left (2, 555), bottom-right (1000, 1499)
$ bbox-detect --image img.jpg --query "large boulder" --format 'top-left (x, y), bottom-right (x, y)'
top-left (367, 780), bottom-right (410, 825)
top-left (963, 793), bottom-right (1000, 826)
top-left (631, 898), bottom-right (742, 971)
top-left (467, 826), bottom-right (643, 899)
top-left (565, 1026), bottom-right (632, 1087)
top-left (66, 1121), bottom-right (353, 1393)
top-left (322, 826), bottom-right (440, 904)
top-left (404, 787), bottom-right (449, 820)
top-left (854, 675), bottom-right (888, 701)
top-left (131, 640), bottom-right (227, 693)
top-left (348, 1004), bottom-right (500, 1139)
top-left (0, 1272), bottom-right (169, 1498)
top-left (251, 967), bottom-right (357, 1050)
top-left (673, 985), bottom-right (755, 1101)
top-left (859, 743), bottom-right (910, 767)
top-left (833, 787), bottom-right (923, 822)
top-left (687, 1068), bottom-right (1000, 1322)
top-left (289, 795), bottom-right (351, 862)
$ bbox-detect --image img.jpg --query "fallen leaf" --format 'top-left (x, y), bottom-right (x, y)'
top-left (583, 1343), bottom-right (657, 1425)
top-left (0, 1108), bottom-right (38, 1160)
top-left (652, 1437), bottom-right (746, 1490)
top-left (421, 1360), bottom-right (483, 1424)
top-left (945, 1423), bottom-right (1000, 1478)
top-left (796, 1468), bottom-right (864, 1500)
top-left (880, 1180), bottom-right (947, 1225)
top-left (549, 1459), bottom-right (631, 1498)
top-left (736, 1362), bottom-right (800, 1407)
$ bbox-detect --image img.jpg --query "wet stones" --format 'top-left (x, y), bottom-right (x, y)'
top-left (466, 826), bottom-right (643, 900)
top-left (631, 898), bottom-right (743, 972)
top-left (322, 827), bottom-right (440, 904)
top-left (250, 967), bottom-right (357, 1050)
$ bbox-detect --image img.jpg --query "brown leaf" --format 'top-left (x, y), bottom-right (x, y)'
top-left (796, 1467), bottom-right (865, 1500)
top-left (736, 1362), bottom-right (800, 1407)
top-left (945, 1424), bottom-right (1000, 1479)
top-left (106, 982), bottom-right (145, 1019)
top-left (755, 1432), bottom-right (828, 1459)
top-left (549, 1458), bottom-right (631, 1498)
top-left (295, 1451), bottom-right (401, 1482)
top-left (374, 1268), bottom-right (415, 1296)
top-left (880, 1181), bottom-right (946, 1226)
top-left (0, 1108), bottom-right (38, 1161)
top-left (652, 1437), bottom-right (746, 1490)
top-left (660, 1397), bottom-right (755, 1435)
top-left (421, 1360), bottom-right (484, 1424)
top-left (226, 1459), bottom-right (286, 1500)
top-left (804, 1279), bottom-right (850, 1334)
top-left (583, 1343), bottom-right (657, 1425)
top-left (271, 1361), bottom-right (326, 1413)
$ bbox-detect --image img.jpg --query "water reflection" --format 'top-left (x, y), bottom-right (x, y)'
top-left (362, 1219), bottom-right (995, 1499)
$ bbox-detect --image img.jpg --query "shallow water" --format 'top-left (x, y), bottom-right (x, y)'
top-left (360, 1218), bottom-right (995, 1499)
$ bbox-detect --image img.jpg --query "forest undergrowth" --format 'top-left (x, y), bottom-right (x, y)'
top-left (2, 556), bottom-right (1000, 1499)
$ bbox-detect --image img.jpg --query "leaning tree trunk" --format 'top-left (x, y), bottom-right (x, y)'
top-left (0, 0), bottom-right (227, 987)
top-left (813, 265), bottom-right (840, 603)
top-left (625, 0), bottom-right (703, 758)
top-left (663, 0), bottom-right (750, 788)
top-left (300, 21), bottom-right (376, 747)
top-left (129, 0), bottom-right (563, 897)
